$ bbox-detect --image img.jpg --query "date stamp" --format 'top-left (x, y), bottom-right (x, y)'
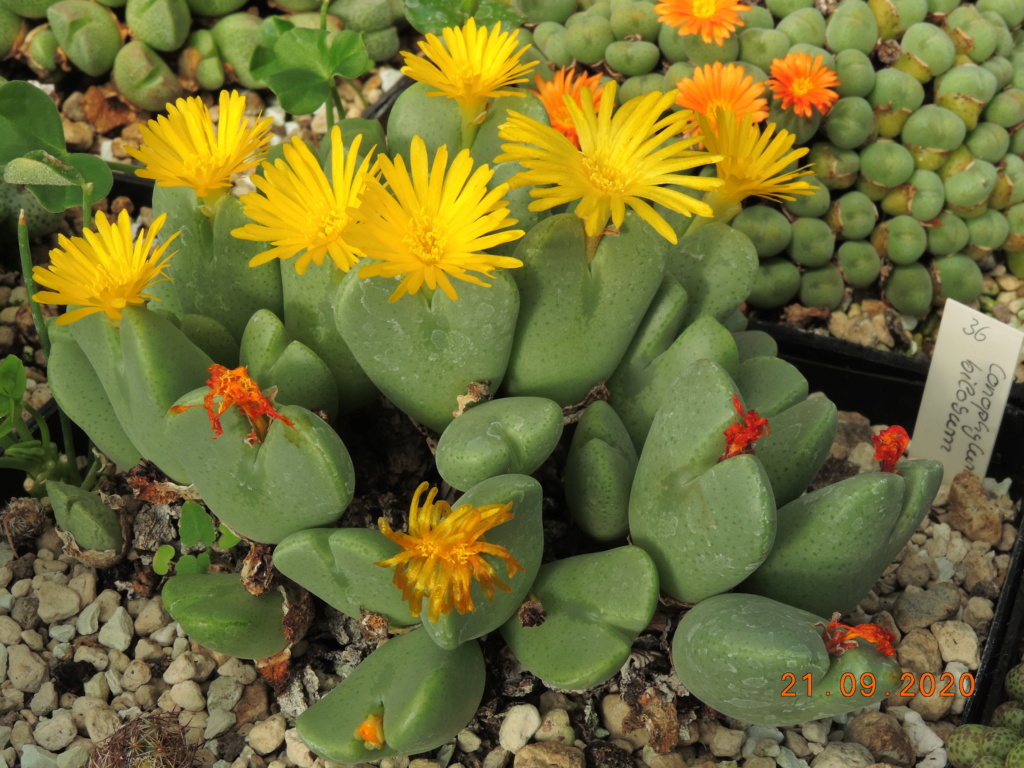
top-left (781, 672), bottom-right (976, 698)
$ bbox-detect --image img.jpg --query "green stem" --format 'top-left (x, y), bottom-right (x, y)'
top-left (0, 458), bottom-right (39, 472)
top-left (80, 454), bottom-right (101, 491)
top-left (81, 181), bottom-right (93, 232)
top-left (22, 402), bottom-right (50, 452)
top-left (320, 0), bottom-right (328, 30)
top-left (11, 412), bottom-right (34, 445)
top-left (105, 160), bottom-right (139, 174)
top-left (325, 83), bottom-right (336, 138)
top-left (332, 86), bottom-right (346, 125)
top-left (346, 79), bottom-right (368, 110)
top-left (17, 212), bottom-right (83, 485)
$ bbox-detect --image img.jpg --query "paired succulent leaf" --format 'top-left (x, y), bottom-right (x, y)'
top-left (400, 0), bottom-right (524, 35)
top-left (0, 354), bottom-right (27, 441)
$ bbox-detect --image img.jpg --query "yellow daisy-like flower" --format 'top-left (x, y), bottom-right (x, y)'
top-left (125, 90), bottom-right (273, 199)
top-left (402, 18), bottom-right (535, 132)
top-left (655, 0), bottom-right (751, 46)
top-left (232, 125), bottom-right (372, 275)
top-left (695, 109), bottom-right (814, 225)
top-left (32, 209), bottom-right (177, 326)
top-left (351, 135), bottom-right (524, 303)
top-left (376, 482), bottom-right (525, 624)
top-left (496, 81), bottom-right (723, 247)
top-left (674, 62), bottom-right (769, 136)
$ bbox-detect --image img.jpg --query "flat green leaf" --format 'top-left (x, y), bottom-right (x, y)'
top-left (180, 500), bottom-right (216, 547)
top-left (0, 355), bottom-right (27, 402)
top-left (153, 545), bottom-right (175, 575)
top-left (328, 30), bottom-right (372, 79)
top-left (274, 28), bottom-right (331, 77)
top-left (3, 151), bottom-right (82, 187)
top-left (217, 523), bottom-right (241, 549)
top-left (267, 69), bottom-right (330, 115)
top-left (474, 0), bottom-right (525, 27)
top-left (28, 153), bottom-right (114, 213)
top-left (0, 81), bottom-right (66, 164)
top-left (250, 17), bottom-right (295, 81)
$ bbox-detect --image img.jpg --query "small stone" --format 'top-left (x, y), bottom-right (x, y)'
top-left (34, 583), bottom-right (80, 624)
top-left (217, 657), bottom-right (257, 685)
top-left (248, 713), bottom-right (287, 755)
top-left (895, 629), bottom-right (942, 675)
top-left (163, 652), bottom-right (199, 684)
top-left (83, 672), bottom-right (109, 701)
top-left (33, 709), bottom-right (76, 751)
top-left (514, 742), bottom-right (586, 768)
top-left (808, 742), bottom-right (873, 767)
top-left (29, 682), bottom-right (58, 716)
top-left (134, 599), bottom-right (169, 636)
top-left (895, 552), bottom-right (938, 588)
top-left (234, 682), bottom-right (270, 725)
top-left (745, 759), bottom-right (776, 768)
top-left (55, 745), bottom-right (89, 768)
top-left (458, 729), bottom-right (482, 752)
top-left (93, 590), bottom-right (121, 622)
top-left (66, 572), bottom-right (97, 607)
top-left (205, 709), bottom-right (236, 740)
top-left (285, 728), bottom-right (316, 768)
top-left (535, 708), bottom-right (575, 745)
top-left (98, 607), bottom-right (134, 652)
top-left (483, 749), bottom-right (510, 768)
top-left (8, 644), bottom-right (47, 693)
top-left (134, 638), bottom-right (163, 662)
top-left (207, 676), bottom-right (244, 713)
top-left (83, 707), bottom-right (120, 742)
top-left (961, 550), bottom-right (997, 593)
top-left (931, 620), bottom-right (980, 668)
top-left (75, 603), bottom-right (100, 636)
top-left (170, 681), bottom-right (205, 712)
top-left (946, 472), bottom-right (1004, 544)
top-left (891, 582), bottom-right (960, 632)
top-left (844, 712), bottom-right (914, 767)
top-left (601, 695), bottom-right (649, 749)
top-left (499, 704), bottom-right (542, 754)
top-left (20, 745), bottom-right (59, 768)
top-left (48, 625), bottom-right (75, 644)
top-left (785, 731), bottom-right (810, 758)
top-left (801, 722), bottom-right (828, 745)
top-left (708, 726), bottom-right (745, 758)
top-left (901, 711), bottom-right (943, 756)
top-left (0, 617), bottom-right (20, 645)
top-left (12, 597), bottom-right (40, 630)
top-left (908, 685), bottom-right (953, 721)
top-left (75, 645), bottom-right (108, 671)
top-left (120, 659), bottom-right (152, 692)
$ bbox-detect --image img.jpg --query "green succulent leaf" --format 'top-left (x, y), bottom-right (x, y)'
top-left (217, 524), bottom-right (241, 550)
top-left (28, 153), bottom-right (114, 213)
top-left (3, 151), bottom-right (81, 187)
top-left (179, 500), bottom-right (216, 547)
top-left (401, 0), bottom-right (523, 34)
top-left (176, 552), bottom-right (211, 575)
top-left (153, 545), bottom-right (176, 576)
top-left (0, 354), bottom-right (27, 435)
top-left (0, 80), bottom-right (66, 164)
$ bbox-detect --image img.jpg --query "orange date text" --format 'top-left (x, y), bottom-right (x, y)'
top-left (780, 671), bottom-right (975, 698)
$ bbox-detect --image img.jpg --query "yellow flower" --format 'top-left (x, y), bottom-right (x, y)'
top-left (376, 482), bottom-right (524, 624)
top-left (232, 125), bottom-right (372, 275)
top-left (693, 109), bottom-right (814, 227)
top-left (32, 209), bottom-right (177, 326)
top-left (125, 90), bottom-right (273, 199)
top-left (496, 81), bottom-right (723, 245)
top-left (351, 135), bottom-right (524, 302)
top-left (401, 18), bottom-right (535, 132)
top-left (531, 67), bottom-right (606, 149)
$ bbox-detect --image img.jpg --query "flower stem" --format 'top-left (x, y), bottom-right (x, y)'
top-left (320, 0), bottom-right (328, 29)
top-left (584, 231), bottom-right (603, 264)
top-left (104, 160), bottom-right (139, 174)
top-left (325, 84), bottom-right (336, 139)
top-left (17, 212), bottom-right (82, 485)
top-left (81, 181), bottom-right (93, 232)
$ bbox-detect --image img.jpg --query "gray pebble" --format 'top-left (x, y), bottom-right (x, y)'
top-left (499, 704), bottom-right (542, 753)
top-left (55, 746), bottom-right (89, 768)
top-left (35, 583), bottom-right (80, 624)
top-left (48, 624), bottom-right (75, 644)
top-left (808, 742), bottom-right (873, 767)
top-left (8, 644), bottom-right (47, 692)
top-left (98, 607), bottom-right (134, 652)
top-left (20, 745), bottom-right (59, 768)
top-left (205, 709), bottom-right (236, 740)
top-left (206, 676), bottom-right (244, 713)
top-left (29, 682), bottom-right (57, 715)
top-left (75, 603), bottom-right (100, 636)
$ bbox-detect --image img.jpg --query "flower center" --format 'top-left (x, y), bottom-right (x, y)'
top-left (581, 154), bottom-right (631, 195)
top-left (309, 207), bottom-right (349, 244)
top-left (789, 77), bottom-right (816, 97)
top-left (405, 221), bottom-right (448, 265)
top-left (692, 0), bottom-right (718, 19)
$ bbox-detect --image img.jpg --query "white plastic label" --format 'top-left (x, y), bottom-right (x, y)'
top-left (910, 299), bottom-right (1023, 480)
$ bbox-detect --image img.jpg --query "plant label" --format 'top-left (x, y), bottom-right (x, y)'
top-left (910, 299), bottom-right (1024, 480)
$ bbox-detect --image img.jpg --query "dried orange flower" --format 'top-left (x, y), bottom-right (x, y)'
top-left (820, 613), bottom-right (897, 657)
top-left (376, 482), bottom-right (524, 624)
top-left (531, 68), bottom-right (605, 149)
top-left (655, 0), bottom-right (751, 46)
top-left (768, 52), bottom-right (841, 119)
top-left (872, 425), bottom-right (910, 473)
top-left (674, 61), bottom-right (768, 136)
top-left (720, 393), bottom-right (769, 461)
top-left (355, 712), bottom-right (385, 750)
top-left (169, 364), bottom-right (294, 445)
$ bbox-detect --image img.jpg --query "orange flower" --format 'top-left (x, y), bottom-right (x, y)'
top-left (872, 425), bottom-right (910, 473)
top-left (169, 364), bottom-right (294, 445)
top-left (531, 68), bottom-right (605, 149)
top-left (820, 614), bottom-right (897, 657)
top-left (355, 712), bottom-right (385, 749)
top-left (768, 52), bottom-right (841, 119)
top-left (655, 0), bottom-right (751, 46)
top-left (376, 483), bottom-right (524, 624)
top-left (674, 62), bottom-right (769, 135)
top-left (720, 393), bottom-right (769, 461)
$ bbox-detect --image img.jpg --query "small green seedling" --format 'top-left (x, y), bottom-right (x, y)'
top-left (153, 500), bottom-right (241, 575)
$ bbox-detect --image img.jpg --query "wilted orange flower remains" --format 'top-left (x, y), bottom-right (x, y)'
top-left (169, 364), bottom-right (294, 445)
top-left (376, 482), bottom-right (524, 623)
top-left (820, 614), bottom-right (897, 657)
top-left (720, 393), bottom-right (769, 461)
top-left (768, 52), bottom-right (841, 119)
top-left (872, 425), bottom-right (910, 473)
top-left (655, 0), bottom-right (751, 46)
top-left (355, 712), bottom-right (385, 750)
top-left (531, 68), bottom-right (606, 149)
top-left (674, 62), bottom-right (768, 135)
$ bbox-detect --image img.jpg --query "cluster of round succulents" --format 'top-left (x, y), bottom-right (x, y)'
top-left (0, 0), bottom-right (405, 110)
top-left (518, 0), bottom-right (1024, 321)
top-left (947, 663), bottom-right (1024, 768)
